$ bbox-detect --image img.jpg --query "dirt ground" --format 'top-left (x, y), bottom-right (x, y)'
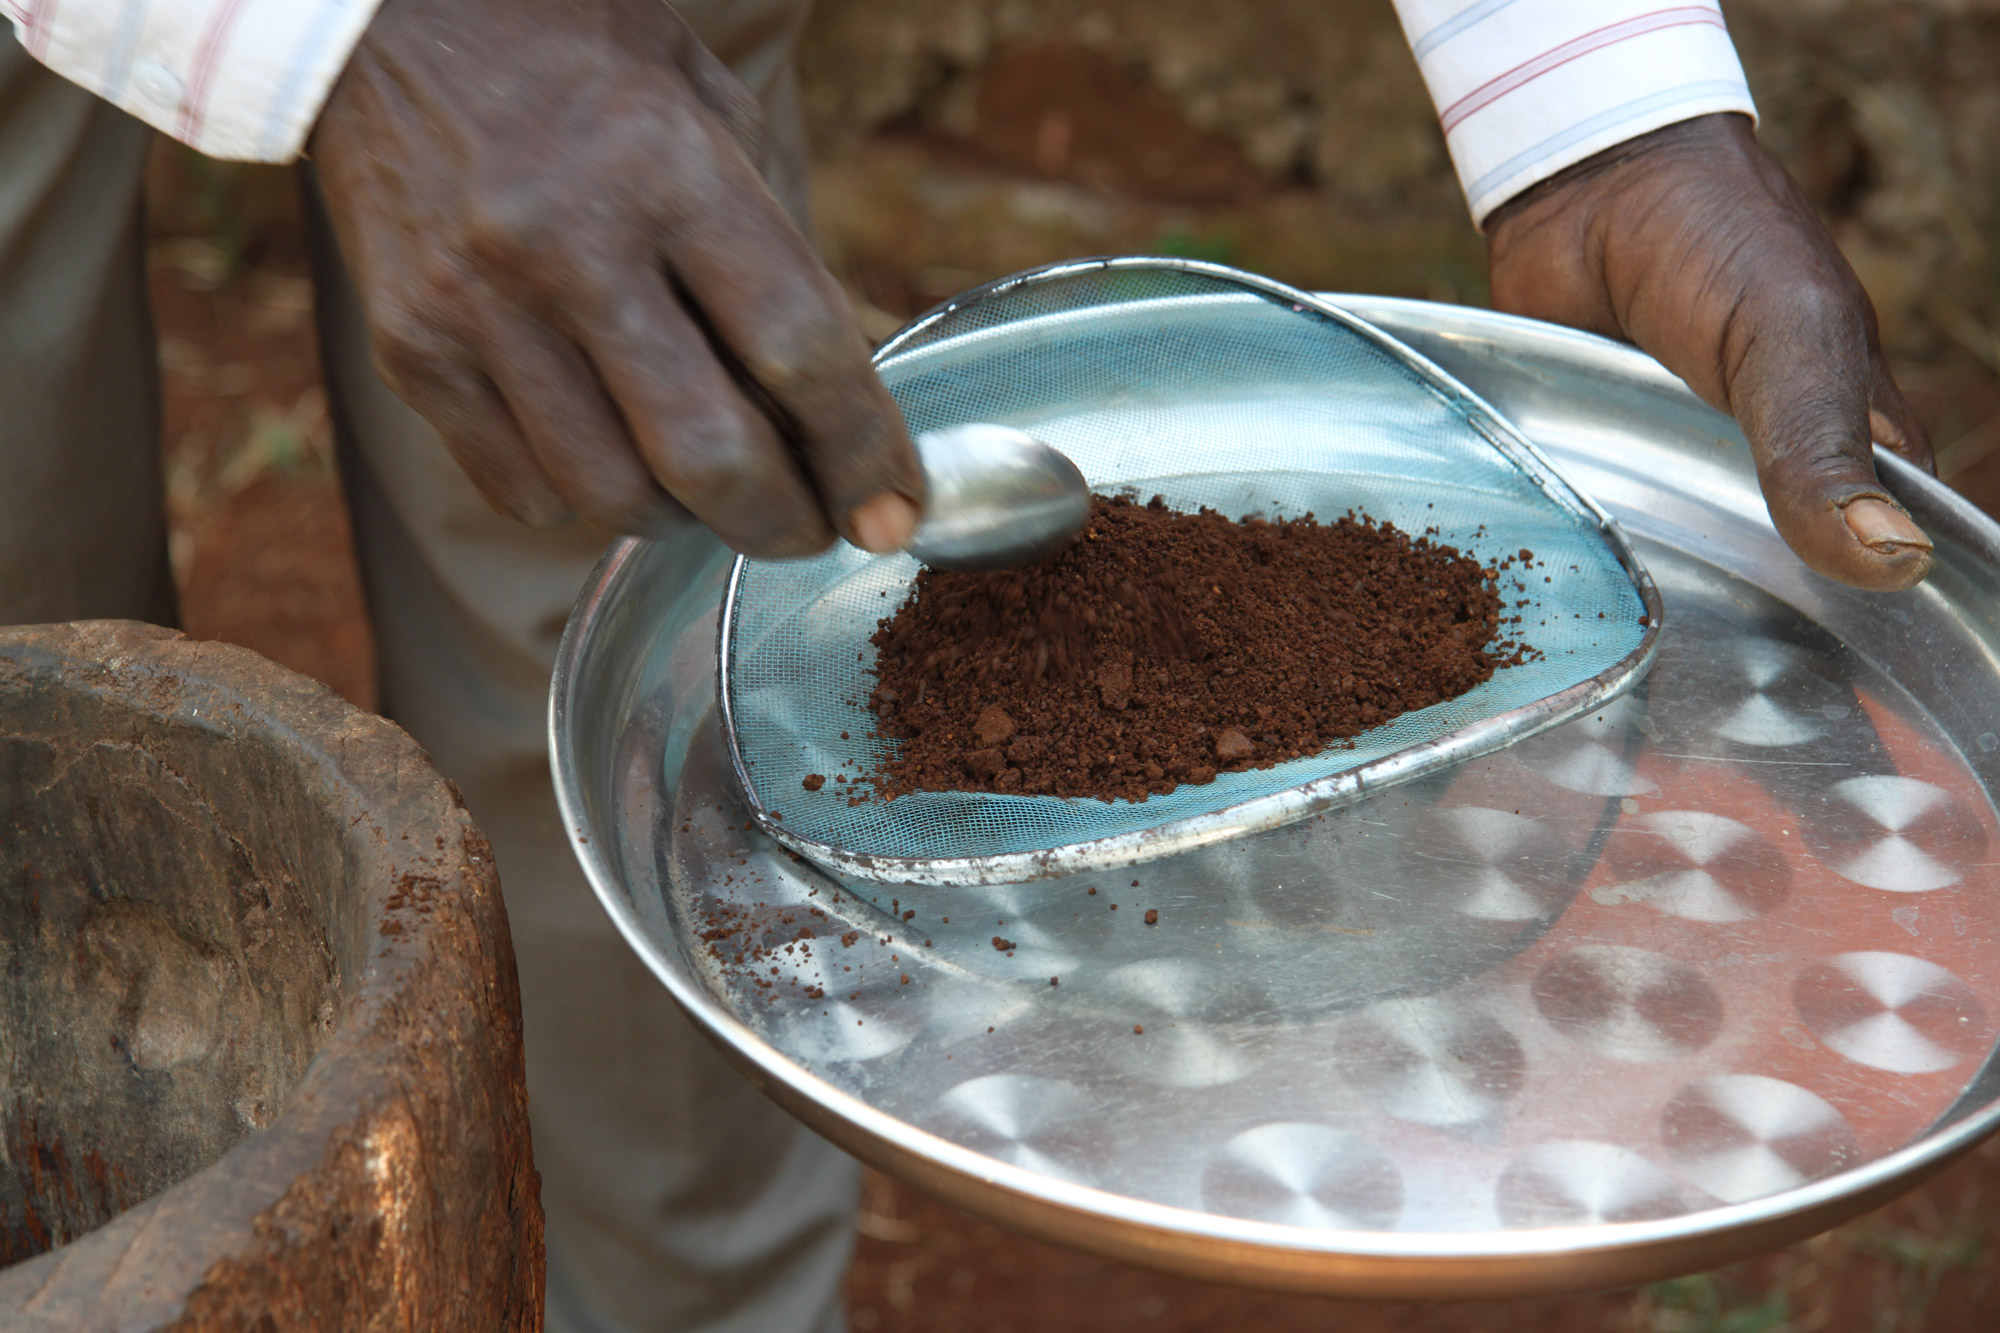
top-left (140, 3), bottom-right (2000, 1329)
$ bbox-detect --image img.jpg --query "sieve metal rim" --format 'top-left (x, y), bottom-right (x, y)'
top-left (718, 257), bottom-right (1664, 886)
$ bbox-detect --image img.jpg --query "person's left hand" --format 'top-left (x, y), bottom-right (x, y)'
top-left (1486, 112), bottom-right (1933, 593)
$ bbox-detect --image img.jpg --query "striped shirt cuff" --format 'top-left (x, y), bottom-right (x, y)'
top-left (7, 0), bottom-right (384, 162)
top-left (1394, 1), bottom-right (1760, 227)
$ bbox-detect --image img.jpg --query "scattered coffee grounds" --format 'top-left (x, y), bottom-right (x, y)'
top-left (695, 898), bottom-right (826, 1002)
top-left (865, 494), bottom-right (1524, 802)
top-left (1144, 909), bottom-right (1159, 925)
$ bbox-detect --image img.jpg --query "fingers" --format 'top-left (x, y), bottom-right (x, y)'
top-left (1854, 290), bottom-right (1935, 475)
top-left (1725, 282), bottom-right (1934, 592)
top-left (477, 313), bottom-right (696, 540)
top-left (380, 284), bottom-right (823, 551)
top-left (371, 330), bottom-right (573, 528)
top-left (579, 276), bottom-right (838, 558)
top-left (652, 123), bottom-right (926, 551)
top-left (1868, 357), bottom-right (1936, 475)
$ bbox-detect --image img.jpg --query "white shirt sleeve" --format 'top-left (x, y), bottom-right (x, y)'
top-left (5, 0), bottom-right (383, 162)
top-left (1391, 0), bottom-right (1759, 227)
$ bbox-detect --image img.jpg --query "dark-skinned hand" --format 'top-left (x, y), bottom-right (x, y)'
top-left (1487, 113), bottom-right (1933, 592)
top-left (309, 0), bottom-right (923, 558)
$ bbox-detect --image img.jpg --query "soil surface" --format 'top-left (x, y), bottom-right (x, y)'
top-left (867, 496), bottom-right (1513, 801)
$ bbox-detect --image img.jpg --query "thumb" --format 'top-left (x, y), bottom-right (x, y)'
top-left (1727, 288), bottom-right (1933, 592)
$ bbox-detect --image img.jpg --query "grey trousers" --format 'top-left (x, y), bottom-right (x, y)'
top-left (0, 7), bottom-right (860, 1330)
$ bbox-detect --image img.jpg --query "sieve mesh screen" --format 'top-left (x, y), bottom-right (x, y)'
top-left (718, 261), bottom-right (1655, 880)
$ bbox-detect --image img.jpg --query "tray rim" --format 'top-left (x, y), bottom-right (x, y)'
top-left (715, 257), bottom-right (1665, 886)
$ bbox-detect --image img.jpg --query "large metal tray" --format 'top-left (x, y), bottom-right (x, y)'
top-left (551, 297), bottom-right (2000, 1298)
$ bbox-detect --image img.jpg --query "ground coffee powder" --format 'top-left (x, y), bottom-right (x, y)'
top-left (863, 494), bottom-right (1525, 802)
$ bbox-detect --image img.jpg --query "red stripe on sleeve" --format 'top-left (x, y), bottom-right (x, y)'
top-left (1439, 7), bottom-right (1728, 135)
top-left (176, 0), bottom-right (252, 144)
top-left (21, 0), bottom-right (58, 57)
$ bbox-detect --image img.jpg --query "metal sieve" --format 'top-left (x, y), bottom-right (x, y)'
top-left (717, 258), bottom-right (1662, 885)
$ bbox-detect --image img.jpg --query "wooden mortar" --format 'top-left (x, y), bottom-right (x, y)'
top-left (0, 621), bottom-right (541, 1329)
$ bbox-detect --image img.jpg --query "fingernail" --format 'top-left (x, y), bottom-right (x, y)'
top-left (1844, 498), bottom-right (1933, 556)
top-left (848, 492), bottom-right (921, 553)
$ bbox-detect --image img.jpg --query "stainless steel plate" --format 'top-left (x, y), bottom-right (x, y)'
top-left (551, 298), bottom-right (2000, 1299)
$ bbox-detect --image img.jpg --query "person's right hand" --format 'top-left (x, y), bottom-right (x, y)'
top-left (309, 0), bottom-right (923, 558)
top-left (1487, 115), bottom-right (1932, 592)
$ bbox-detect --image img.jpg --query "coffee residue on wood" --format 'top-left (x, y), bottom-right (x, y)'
top-left (861, 494), bottom-right (1531, 803)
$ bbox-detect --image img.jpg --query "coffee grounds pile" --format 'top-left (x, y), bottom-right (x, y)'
top-left (864, 494), bottom-right (1528, 802)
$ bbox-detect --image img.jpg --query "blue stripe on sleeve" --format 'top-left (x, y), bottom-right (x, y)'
top-left (255, 0), bottom-right (348, 159)
top-left (1412, 0), bottom-right (1531, 62)
top-left (1464, 79), bottom-right (1750, 212)
top-left (102, 0), bottom-right (153, 99)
